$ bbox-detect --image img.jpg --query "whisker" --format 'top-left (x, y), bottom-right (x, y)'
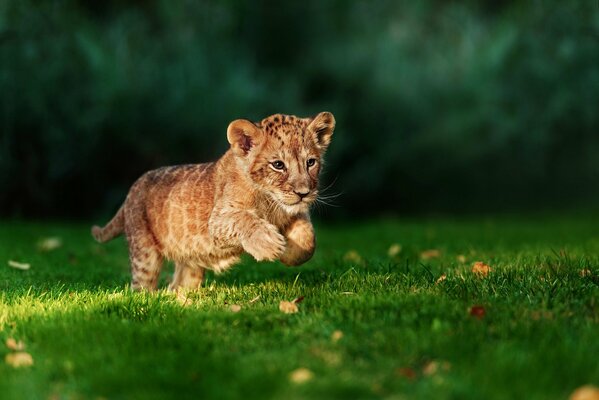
top-left (317, 191), bottom-right (344, 201)
top-left (318, 175), bottom-right (339, 196)
top-left (314, 197), bottom-right (341, 208)
top-left (313, 174), bottom-right (343, 208)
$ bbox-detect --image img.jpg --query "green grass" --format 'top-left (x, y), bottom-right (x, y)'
top-left (0, 216), bottom-right (598, 399)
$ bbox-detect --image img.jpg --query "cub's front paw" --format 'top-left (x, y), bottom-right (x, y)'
top-left (242, 224), bottom-right (286, 262)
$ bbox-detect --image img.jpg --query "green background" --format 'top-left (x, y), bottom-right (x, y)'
top-left (2, 0), bottom-right (598, 218)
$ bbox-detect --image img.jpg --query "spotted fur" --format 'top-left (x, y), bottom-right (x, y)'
top-left (92, 112), bottom-right (336, 291)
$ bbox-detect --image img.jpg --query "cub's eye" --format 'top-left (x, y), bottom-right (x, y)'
top-left (271, 160), bottom-right (286, 170)
top-left (307, 158), bottom-right (317, 168)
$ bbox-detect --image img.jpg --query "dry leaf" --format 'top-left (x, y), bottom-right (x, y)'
top-left (249, 295), bottom-right (261, 304)
top-left (6, 338), bottom-right (25, 351)
top-left (422, 362), bottom-right (437, 376)
top-left (5, 352), bottom-right (34, 368)
top-left (230, 304), bottom-right (241, 313)
top-left (331, 330), bottom-right (344, 343)
top-left (469, 305), bottom-right (486, 319)
top-left (456, 254), bottom-right (467, 263)
top-left (279, 301), bottom-right (299, 314)
top-left (420, 249), bottom-right (441, 260)
top-left (422, 360), bottom-right (451, 376)
top-left (570, 385), bottom-right (599, 400)
top-left (396, 367), bottom-right (417, 380)
top-left (343, 250), bottom-right (363, 264)
top-left (289, 368), bottom-right (313, 384)
top-left (579, 269), bottom-right (592, 277)
top-left (37, 237), bottom-right (62, 252)
top-left (435, 274), bottom-right (447, 284)
top-left (388, 244), bottom-right (402, 257)
top-left (8, 260), bottom-right (30, 270)
top-left (471, 261), bottom-right (492, 277)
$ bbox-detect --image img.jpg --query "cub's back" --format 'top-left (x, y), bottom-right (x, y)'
top-left (125, 163), bottom-right (217, 253)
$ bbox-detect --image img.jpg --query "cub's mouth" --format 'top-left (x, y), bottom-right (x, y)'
top-left (273, 194), bottom-right (313, 214)
top-left (280, 202), bottom-right (309, 215)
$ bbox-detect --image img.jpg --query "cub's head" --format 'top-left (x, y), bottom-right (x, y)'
top-left (227, 112), bottom-right (335, 214)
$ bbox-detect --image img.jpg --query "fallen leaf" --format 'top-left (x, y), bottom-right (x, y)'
top-left (249, 295), bottom-right (261, 304)
top-left (292, 296), bottom-right (305, 304)
top-left (469, 305), bottom-right (486, 319)
top-left (289, 368), bottom-right (313, 384)
top-left (420, 249), bottom-right (441, 260)
top-left (579, 269), bottom-right (592, 277)
top-left (471, 261), bottom-right (492, 277)
top-left (230, 304), bottom-right (241, 313)
top-left (396, 367), bottom-right (417, 380)
top-left (6, 338), bottom-right (25, 351)
top-left (422, 362), bottom-right (437, 376)
top-left (435, 274), bottom-right (447, 284)
top-left (8, 260), bottom-right (30, 270)
top-left (388, 243), bottom-right (402, 257)
top-left (331, 330), bottom-right (344, 343)
top-left (5, 352), bottom-right (34, 368)
top-left (37, 237), bottom-right (62, 252)
top-left (422, 360), bottom-right (451, 376)
top-left (456, 254), bottom-right (467, 263)
top-left (343, 250), bottom-right (363, 264)
top-left (570, 385), bottom-right (599, 400)
top-left (279, 301), bottom-right (299, 314)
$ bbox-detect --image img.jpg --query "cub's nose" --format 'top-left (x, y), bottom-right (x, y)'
top-left (294, 189), bottom-right (310, 199)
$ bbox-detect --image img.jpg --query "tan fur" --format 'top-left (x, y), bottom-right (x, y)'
top-left (92, 112), bottom-right (335, 291)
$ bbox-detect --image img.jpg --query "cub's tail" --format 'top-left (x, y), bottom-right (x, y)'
top-left (91, 205), bottom-right (125, 243)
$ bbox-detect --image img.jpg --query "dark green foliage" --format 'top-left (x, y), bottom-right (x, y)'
top-left (1, 1), bottom-right (598, 217)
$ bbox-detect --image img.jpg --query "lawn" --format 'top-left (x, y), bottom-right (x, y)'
top-left (0, 216), bottom-right (598, 399)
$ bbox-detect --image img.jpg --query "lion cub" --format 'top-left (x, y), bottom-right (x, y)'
top-left (92, 112), bottom-right (335, 291)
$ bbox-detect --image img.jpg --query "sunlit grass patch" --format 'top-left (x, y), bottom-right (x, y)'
top-left (0, 217), bottom-right (598, 399)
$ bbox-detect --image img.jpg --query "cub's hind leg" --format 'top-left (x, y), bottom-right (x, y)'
top-left (126, 230), bottom-right (164, 291)
top-left (169, 262), bottom-right (205, 291)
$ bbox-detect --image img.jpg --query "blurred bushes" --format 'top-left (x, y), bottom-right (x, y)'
top-left (1, 0), bottom-right (598, 218)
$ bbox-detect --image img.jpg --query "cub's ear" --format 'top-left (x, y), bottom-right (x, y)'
top-left (308, 111), bottom-right (336, 150)
top-left (227, 119), bottom-right (263, 156)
